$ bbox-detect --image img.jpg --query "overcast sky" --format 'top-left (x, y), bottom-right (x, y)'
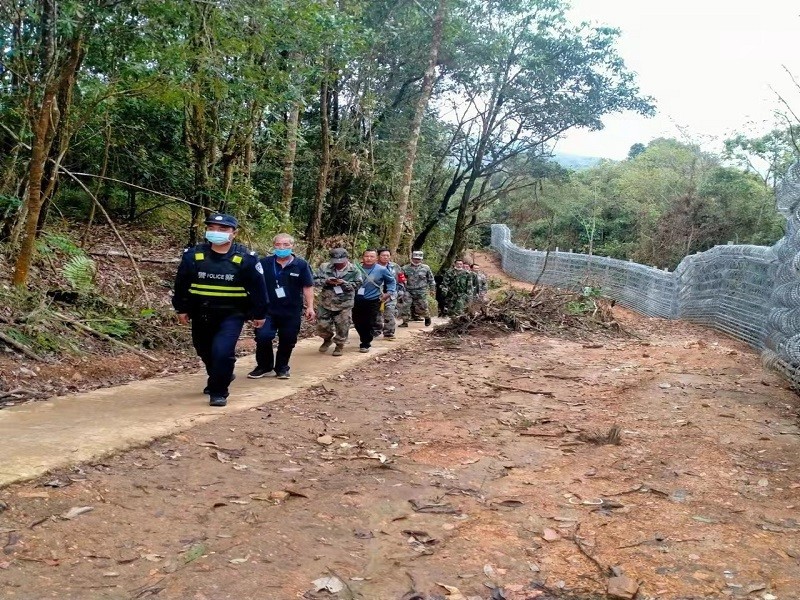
top-left (555, 0), bottom-right (800, 160)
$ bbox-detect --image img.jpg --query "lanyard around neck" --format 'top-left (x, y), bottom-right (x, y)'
top-left (273, 256), bottom-right (292, 281)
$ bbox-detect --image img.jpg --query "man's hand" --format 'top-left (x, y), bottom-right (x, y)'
top-left (380, 292), bottom-right (391, 302)
top-left (252, 319), bottom-right (266, 328)
top-left (305, 306), bottom-right (316, 321)
top-left (178, 313), bottom-right (190, 325)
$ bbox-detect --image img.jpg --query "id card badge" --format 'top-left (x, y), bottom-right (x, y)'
top-left (275, 286), bottom-right (286, 299)
top-left (333, 285), bottom-right (343, 295)
top-left (357, 287), bottom-right (365, 296)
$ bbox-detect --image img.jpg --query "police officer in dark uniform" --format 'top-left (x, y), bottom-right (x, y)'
top-left (173, 213), bottom-right (268, 407)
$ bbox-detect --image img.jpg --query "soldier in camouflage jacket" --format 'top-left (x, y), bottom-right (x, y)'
top-left (401, 250), bottom-right (436, 326)
top-left (314, 248), bottom-right (364, 355)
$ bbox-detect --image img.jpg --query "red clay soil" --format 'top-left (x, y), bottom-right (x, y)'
top-left (0, 252), bottom-right (798, 600)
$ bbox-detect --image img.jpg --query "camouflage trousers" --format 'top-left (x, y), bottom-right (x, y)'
top-left (317, 306), bottom-right (351, 345)
top-left (396, 294), bottom-right (410, 322)
top-left (446, 293), bottom-right (470, 317)
top-left (407, 289), bottom-right (431, 319)
top-left (372, 300), bottom-right (397, 337)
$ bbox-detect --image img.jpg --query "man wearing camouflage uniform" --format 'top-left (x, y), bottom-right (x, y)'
top-left (401, 250), bottom-right (436, 327)
top-left (372, 247), bottom-right (401, 340)
top-left (471, 263), bottom-right (488, 300)
top-left (442, 259), bottom-right (474, 316)
top-left (314, 248), bottom-right (364, 356)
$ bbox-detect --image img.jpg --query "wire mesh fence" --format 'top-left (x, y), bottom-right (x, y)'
top-left (490, 164), bottom-right (800, 388)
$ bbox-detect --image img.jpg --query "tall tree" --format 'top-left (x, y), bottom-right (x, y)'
top-left (10, 0), bottom-right (101, 286)
top-left (305, 75), bottom-right (331, 258)
top-left (388, 0), bottom-right (447, 254)
top-left (439, 0), bottom-right (654, 267)
top-left (724, 129), bottom-right (797, 189)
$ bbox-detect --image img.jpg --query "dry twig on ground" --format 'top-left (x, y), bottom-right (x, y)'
top-left (433, 288), bottom-right (623, 340)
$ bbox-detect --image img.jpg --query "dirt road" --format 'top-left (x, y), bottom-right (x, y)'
top-left (1, 255), bottom-right (798, 599)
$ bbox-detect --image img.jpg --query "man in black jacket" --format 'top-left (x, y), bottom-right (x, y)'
top-left (173, 213), bottom-right (268, 407)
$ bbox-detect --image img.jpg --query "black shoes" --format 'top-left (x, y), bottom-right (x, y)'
top-left (424, 317), bottom-right (432, 326)
top-left (247, 366), bottom-right (290, 379)
top-left (247, 366), bottom-right (273, 379)
top-left (203, 374), bottom-right (235, 395)
top-left (209, 396), bottom-right (227, 407)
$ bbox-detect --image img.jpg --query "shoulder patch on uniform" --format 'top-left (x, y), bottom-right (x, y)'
top-left (255, 262), bottom-right (264, 274)
top-left (250, 251), bottom-right (257, 256)
top-left (184, 248), bottom-right (189, 253)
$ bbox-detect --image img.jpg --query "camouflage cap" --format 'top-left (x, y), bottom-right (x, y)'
top-left (329, 248), bottom-right (348, 260)
top-left (411, 250), bottom-right (424, 259)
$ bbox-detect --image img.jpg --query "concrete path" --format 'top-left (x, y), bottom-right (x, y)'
top-left (0, 322), bottom-right (436, 487)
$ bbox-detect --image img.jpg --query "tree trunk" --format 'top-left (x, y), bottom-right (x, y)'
top-left (443, 196), bottom-right (470, 268)
top-left (280, 99), bottom-right (302, 221)
top-left (12, 88), bottom-right (58, 285)
top-left (186, 91), bottom-right (213, 245)
top-left (412, 167), bottom-right (469, 250)
top-left (12, 1), bottom-right (88, 285)
top-left (36, 33), bottom-right (85, 233)
top-left (127, 189), bottom-right (137, 221)
top-left (305, 77), bottom-right (330, 260)
top-left (388, 0), bottom-right (447, 254)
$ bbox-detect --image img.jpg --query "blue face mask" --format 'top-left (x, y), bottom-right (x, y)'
top-left (274, 248), bottom-right (292, 258)
top-left (205, 230), bottom-right (231, 245)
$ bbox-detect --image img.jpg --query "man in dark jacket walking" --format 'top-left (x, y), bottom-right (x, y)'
top-left (173, 213), bottom-right (268, 407)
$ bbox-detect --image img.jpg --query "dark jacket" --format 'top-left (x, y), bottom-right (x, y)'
top-left (173, 242), bottom-right (268, 319)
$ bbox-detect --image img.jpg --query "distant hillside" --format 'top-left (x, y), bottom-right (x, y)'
top-left (552, 152), bottom-right (605, 171)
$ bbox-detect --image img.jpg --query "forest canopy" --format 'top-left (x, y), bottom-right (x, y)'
top-left (495, 137), bottom-right (793, 269)
top-left (1, 0), bottom-right (796, 283)
top-left (1, 0), bottom-right (653, 283)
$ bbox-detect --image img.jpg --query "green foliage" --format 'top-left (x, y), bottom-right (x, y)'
top-left (2, 326), bottom-right (35, 349)
top-left (86, 317), bottom-right (132, 338)
top-left (724, 128), bottom-right (798, 187)
top-left (35, 233), bottom-right (83, 257)
top-left (498, 138), bottom-right (788, 269)
top-left (62, 255), bottom-right (97, 293)
top-left (565, 286), bottom-right (603, 315)
top-left (0, 194), bottom-right (20, 219)
top-left (3, 0), bottom-right (654, 281)
top-left (627, 143), bottom-right (646, 160)
top-left (34, 331), bottom-right (66, 353)
top-left (488, 277), bottom-right (504, 290)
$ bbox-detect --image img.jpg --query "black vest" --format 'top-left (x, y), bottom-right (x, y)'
top-left (188, 243), bottom-right (249, 312)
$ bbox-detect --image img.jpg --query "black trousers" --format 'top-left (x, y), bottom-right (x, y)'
top-left (352, 298), bottom-right (381, 348)
top-left (191, 312), bottom-right (245, 398)
top-left (254, 311), bottom-right (302, 374)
